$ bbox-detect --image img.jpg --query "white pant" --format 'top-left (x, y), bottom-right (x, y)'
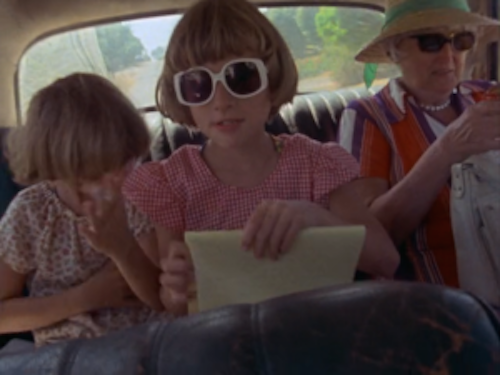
top-left (451, 152), bottom-right (500, 306)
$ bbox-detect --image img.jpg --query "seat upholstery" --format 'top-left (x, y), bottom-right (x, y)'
top-left (0, 128), bottom-right (21, 217)
top-left (147, 86), bottom-right (376, 161)
top-left (0, 127), bottom-right (33, 349)
top-left (0, 282), bottom-right (499, 374)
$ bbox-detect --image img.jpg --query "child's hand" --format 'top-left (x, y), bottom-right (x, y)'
top-left (159, 241), bottom-right (194, 316)
top-left (78, 262), bottom-right (142, 311)
top-left (242, 200), bottom-right (335, 260)
top-left (78, 174), bottom-right (135, 258)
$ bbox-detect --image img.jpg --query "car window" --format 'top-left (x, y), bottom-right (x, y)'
top-left (18, 6), bottom-right (399, 117)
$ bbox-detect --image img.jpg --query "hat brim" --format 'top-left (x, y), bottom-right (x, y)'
top-left (355, 9), bottom-right (500, 64)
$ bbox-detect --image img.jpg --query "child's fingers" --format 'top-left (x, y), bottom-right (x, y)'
top-left (251, 208), bottom-right (278, 259)
top-left (279, 220), bottom-right (303, 255)
top-left (169, 290), bottom-right (189, 306)
top-left (160, 253), bottom-right (192, 275)
top-left (267, 213), bottom-right (293, 259)
top-left (80, 180), bottom-right (119, 217)
top-left (159, 287), bottom-right (188, 317)
top-left (81, 193), bottom-right (104, 223)
top-left (167, 241), bottom-right (194, 269)
top-left (78, 222), bottom-right (96, 240)
top-left (81, 200), bottom-right (95, 219)
top-left (163, 258), bottom-right (190, 273)
top-left (242, 201), bottom-right (269, 250)
top-left (159, 272), bottom-right (190, 291)
top-left (164, 287), bottom-right (189, 316)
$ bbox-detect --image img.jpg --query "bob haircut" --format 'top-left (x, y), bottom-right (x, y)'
top-left (156, 0), bottom-right (298, 127)
top-left (7, 73), bottom-right (151, 186)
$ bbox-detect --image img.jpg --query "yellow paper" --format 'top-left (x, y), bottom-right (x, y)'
top-left (185, 226), bottom-right (366, 312)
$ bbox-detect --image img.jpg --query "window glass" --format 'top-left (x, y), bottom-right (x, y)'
top-left (19, 6), bottom-right (399, 116)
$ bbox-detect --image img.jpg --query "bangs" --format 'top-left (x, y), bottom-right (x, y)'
top-left (52, 104), bottom-right (147, 183)
top-left (168, 0), bottom-right (274, 71)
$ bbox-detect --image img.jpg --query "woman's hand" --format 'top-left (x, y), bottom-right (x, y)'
top-left (159, 240), bottom-right (194, 316)
top-left (439, 99), bottom-right (500, 164)
top-left (242, 200), bottom-right (341, 260)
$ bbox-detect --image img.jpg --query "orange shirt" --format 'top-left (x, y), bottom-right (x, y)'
top-left (339, 79), bottom-right (494, 287)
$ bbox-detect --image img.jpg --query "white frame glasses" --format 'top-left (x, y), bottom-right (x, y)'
top-left (173, 58), bottom-right (269, 106)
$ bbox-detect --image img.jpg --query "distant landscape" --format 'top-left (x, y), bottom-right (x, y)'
top-left (19, 6), bottom-right (400, 113)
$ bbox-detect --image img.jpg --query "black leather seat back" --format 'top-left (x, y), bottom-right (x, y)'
top-left (0, 282), bottom-right (498, 374)
top-left (0, 128), bottom-right (21, 217)
top-left (0, 127), bottom-right (32, 349)
top-left (147, 86), bottom-right (376, 161)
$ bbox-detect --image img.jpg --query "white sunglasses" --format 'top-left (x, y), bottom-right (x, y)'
top-left (173, 58), bottom-right (268, 106)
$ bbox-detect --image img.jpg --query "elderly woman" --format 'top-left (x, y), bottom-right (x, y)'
top-left (338, 0), bottom-right (500, 292)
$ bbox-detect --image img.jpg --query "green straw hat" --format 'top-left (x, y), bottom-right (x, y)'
top-left (357, 0), bottom-right (500, 63)
top-left (357, 0), bottom-right (500, 87)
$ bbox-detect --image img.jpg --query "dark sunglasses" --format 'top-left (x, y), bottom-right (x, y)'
top-left (173, 58), bottom-right (268, 106)
top-left (411, 31), bottom-right (476, 53)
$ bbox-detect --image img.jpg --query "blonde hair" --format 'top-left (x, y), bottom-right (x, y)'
top-left (7, 73), bottom-right (150, 185)
top-left (156, 0), bottom-right (298, 127)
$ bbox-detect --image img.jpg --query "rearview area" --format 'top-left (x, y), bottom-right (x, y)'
top-left (18, 6), bottom-right (399, 116)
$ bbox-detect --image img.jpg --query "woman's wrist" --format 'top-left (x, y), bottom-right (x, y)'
top-left (432, 136), bottom-right (462, 168)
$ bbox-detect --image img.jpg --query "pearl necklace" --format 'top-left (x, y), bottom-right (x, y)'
top-left (420, 99), bottom-right (451, 112)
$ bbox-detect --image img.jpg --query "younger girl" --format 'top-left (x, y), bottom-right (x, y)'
top-left (123, 0), bottom-right (400, 314)
top-left (0, 73), bottom-right (163, 346)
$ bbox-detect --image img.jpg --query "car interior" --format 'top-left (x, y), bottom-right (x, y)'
top-left (0, 0), bottom-right (499, 373)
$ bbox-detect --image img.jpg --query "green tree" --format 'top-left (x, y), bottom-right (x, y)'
top-left (314, 7), bottom-right (393, 87)
top-left (266, 8), bottom-right (307, 58)
top-left (315, 8), bottom-right (384, 51)
top-left (96, 23), bottom-right (148, 73)
top-left (296, 7), bottom-right (322, 47)
top-left (151, 46), bottom-right (165, 60)
top-left (315, 8), bottom-right (346, 45)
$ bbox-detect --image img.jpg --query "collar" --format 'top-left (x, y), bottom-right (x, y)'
top-left (388, 78), bottom-right (473, 114)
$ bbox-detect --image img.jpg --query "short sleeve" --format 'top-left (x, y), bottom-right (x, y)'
top-left (338, 107), bottom-right (391, 181)
top-left (0, 195), bottom-right (36, 274)
top-left (311, 140), bottom-right (360, 203)
top-left (122, 160), bottom-right (186, 232)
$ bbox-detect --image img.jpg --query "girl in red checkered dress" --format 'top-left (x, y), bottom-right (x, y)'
top-left (123, 0), bottom-right (399, 314)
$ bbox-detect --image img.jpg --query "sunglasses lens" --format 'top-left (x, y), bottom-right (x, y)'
top-left (417, 34), bottom-right (447, 52)
top-left (416, 32), bottom-right (476, 53)
top-left (453, 32), bottom-right (475, 51)
top-left (225, 61), bottom-right (263, 96)
top-left (179, 69), bottom-right (213, 104)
